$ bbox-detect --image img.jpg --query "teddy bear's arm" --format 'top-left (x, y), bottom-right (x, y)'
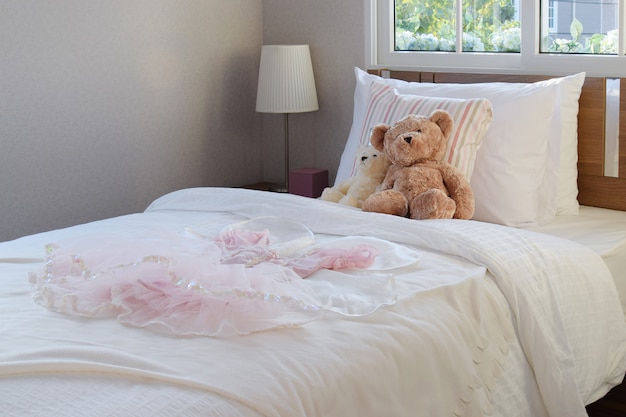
top-left (440, 164), bottom-right (475, 220)
top-left (324, 177), bottom-right (356, 195)
top-left (334, 176), bottom-right (356, 194)
top-left (380, 166), bottom-right (400, 190)
top-left (320, 176), bottom-right (356, 203)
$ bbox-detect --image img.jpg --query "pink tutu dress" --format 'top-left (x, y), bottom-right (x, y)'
top-left (30, 217), bottom-right (384, 336)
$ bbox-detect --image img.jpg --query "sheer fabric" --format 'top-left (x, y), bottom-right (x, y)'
top-left (30, 217), bottom-right (395, 336)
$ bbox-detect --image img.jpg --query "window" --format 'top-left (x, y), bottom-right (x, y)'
top-left (395, 0), bottom-right (520, 52)
top-left (368, 0), bottom-right (626, 76)
top-left (541, 0), bottom-right (618, 54)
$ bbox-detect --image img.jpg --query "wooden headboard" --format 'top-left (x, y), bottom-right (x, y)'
top-left (369, 69), bottom-right (626, 212)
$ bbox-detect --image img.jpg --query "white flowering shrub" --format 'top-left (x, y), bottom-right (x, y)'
top-left (395, 30), bottom-right (417, 50)
top-left (395, 26), bottom-right (521, 53)
top-left (547, 19), bottom-right (617, 55)
top-left (548, 38), bottom-right (585, 53)
top-left (438, 37), bottom-right (455, 51)
top-left (599, 29), bottom-right (618, 54)
top-left (462, 32), bottom-right (485, 51)
top-left (395, 31), bottom-right (453, 51)
top-left (490, 27), bottom-right (521, 52)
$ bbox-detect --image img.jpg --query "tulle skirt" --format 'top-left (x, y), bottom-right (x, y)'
top-left (30, 217), bottom-right (397, 337)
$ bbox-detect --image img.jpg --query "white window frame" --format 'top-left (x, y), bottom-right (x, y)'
top-left (366, 0), bottom-right (626, 77)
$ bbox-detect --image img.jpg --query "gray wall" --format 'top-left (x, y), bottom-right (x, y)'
top-left (1, 0), bottom-right (264, 241)
top-left (0, 0), bottom-right (365, 242)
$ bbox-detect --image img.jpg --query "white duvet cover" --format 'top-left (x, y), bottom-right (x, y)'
top-left (1, 187), bottom-right (625, 417)
top-left (527, 205), bottom-right (626, 318)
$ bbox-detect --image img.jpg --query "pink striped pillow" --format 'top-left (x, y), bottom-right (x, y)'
top-left (349, 81), bottom-right (493, 181)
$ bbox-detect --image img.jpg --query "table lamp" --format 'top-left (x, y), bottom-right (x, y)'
top-left (255, 44), bottom-right (319, 192)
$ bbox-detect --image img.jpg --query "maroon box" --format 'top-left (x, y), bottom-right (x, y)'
top-left (288, 169), bottom-right (328, 198)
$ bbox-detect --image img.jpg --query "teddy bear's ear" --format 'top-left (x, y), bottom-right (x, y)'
top-left (430, 110), bottom-right (454, 139)
top-left (369, 124), bottom-right (389, 151)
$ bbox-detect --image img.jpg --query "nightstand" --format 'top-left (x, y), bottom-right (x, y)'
top-left (240, 182), bottom-right (285, 192)
top-left (240, 169), bottom-right (328, 198)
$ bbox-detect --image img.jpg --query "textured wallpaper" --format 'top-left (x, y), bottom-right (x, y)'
top-left (0, 0), bottom-right (264, 241)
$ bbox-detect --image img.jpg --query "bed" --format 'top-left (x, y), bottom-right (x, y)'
top-left (1, 68), bottom-right (625, 417)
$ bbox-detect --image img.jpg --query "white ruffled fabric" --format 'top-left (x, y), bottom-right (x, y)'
top-left (30, 217), bottom-right (398, 337)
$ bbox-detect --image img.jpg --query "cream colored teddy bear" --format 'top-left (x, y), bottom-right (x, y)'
top-left (320, 145), bottom-right (391, 208)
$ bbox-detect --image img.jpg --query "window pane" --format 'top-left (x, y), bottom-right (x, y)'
top-left (541, 0), bottom-right (619, 54)
top-left (395, 0), bottom-right (456, 51)
top-left (467, 1), bottom-right (520, 52)
top-left (394, 0), bottom-right (520, 52)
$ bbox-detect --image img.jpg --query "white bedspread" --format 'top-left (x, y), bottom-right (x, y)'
top-left (1, 187), bottom-right (625, 417)
top-left (527, 205), bottom-right (626, 318)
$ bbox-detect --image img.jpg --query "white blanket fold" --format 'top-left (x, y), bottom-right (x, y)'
top-left (147, 187), bottom-right (626, 416)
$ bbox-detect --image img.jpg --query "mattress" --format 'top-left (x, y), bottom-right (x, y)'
top-left (526, 205), bottom-right (626, 318)
top-left (1, 188), bottom-right (625, 417)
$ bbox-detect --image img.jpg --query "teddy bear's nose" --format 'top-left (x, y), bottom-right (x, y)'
top-left (404, 136), bottom-right (413, 144)
top-left (361, 156), bottom-right (368, 162)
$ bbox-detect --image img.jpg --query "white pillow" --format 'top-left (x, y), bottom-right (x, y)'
top-left (532, 73), bottom-right (586, 215)
top-left (405, 73), bottom-right (585, 216)
top-left (399, 79), bottom-right (562, 227)
top-left (344, 81), bottom-right (493, 181)
top-left (338, 68), bottom-right (585, 226)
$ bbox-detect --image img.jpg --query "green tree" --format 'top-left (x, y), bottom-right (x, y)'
top-left (395, 0), bottom-right (455, 36)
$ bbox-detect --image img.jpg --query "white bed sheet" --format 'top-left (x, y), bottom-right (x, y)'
top-left (526, 205), bottom-right (626, 318)
top-left (1, 188), bottom-right (625, 417)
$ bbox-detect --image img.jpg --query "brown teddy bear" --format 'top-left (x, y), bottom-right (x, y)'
top-left (320, 145), bottom-right (391, 208)
top-left (361, 111), bottom-right (474, 220)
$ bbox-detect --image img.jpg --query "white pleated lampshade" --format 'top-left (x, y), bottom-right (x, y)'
top-left (256, 45), bottom-right (319, 114)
